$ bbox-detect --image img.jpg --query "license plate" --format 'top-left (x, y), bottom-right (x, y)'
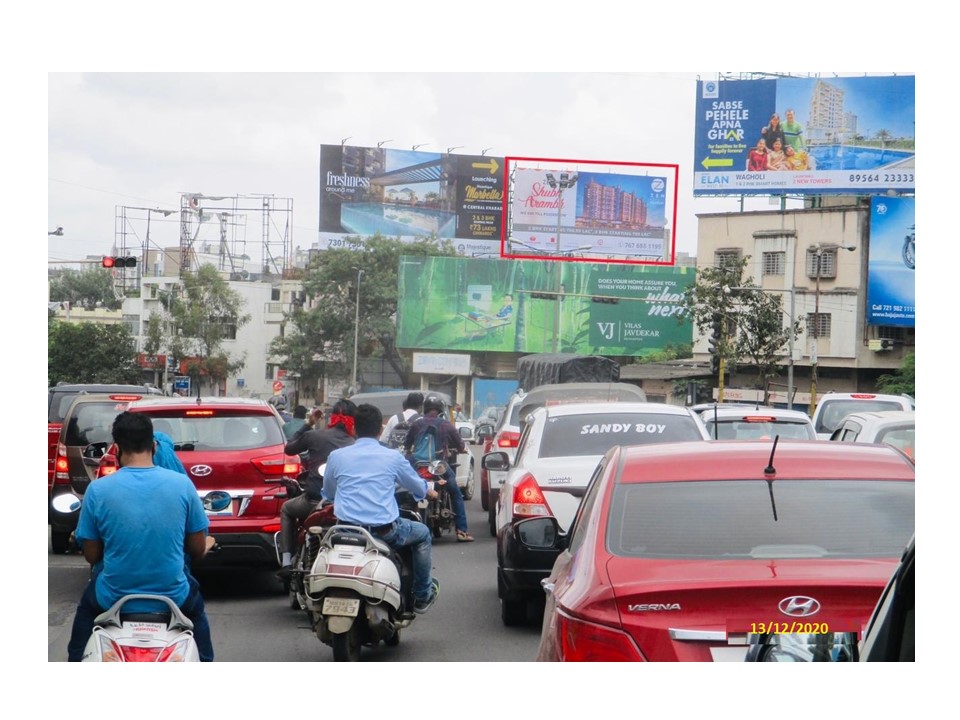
top-left (322, 597), bottom-right (360, 617)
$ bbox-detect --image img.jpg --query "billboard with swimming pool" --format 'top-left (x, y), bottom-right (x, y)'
top-left (395, 255), bottom-right (694, 355)
top-left (319, 144), bottom-right (504, 242)
top-left (693, 75), bottom-right (915, 196)
top-left (866, 196), bottom-right (915, 328)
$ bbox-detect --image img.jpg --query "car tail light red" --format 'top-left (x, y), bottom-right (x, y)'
top-left (97, 451), bottom-right (120, 479)
top-left (252, 453), bottom-right (301, 478)
top-left (511, 473), bottom-right (553, 518)
top-left (557, 611), bottom-right (644, 661)
top-left (496, 430), bottom-right (520, 448)
top-left (54, 442), bottom-right (70, 484)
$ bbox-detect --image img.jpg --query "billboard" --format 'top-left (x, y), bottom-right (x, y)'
top-left (866, 197), bottom-right (915, 328)
top-left (396, 256), bottom-right (694, 355)
top-left (693, 76), bottom-right (915, 196)
top-left (319, 144), bottom-right (504, 242)
top-left (504, 158), bottom-right (679, 265)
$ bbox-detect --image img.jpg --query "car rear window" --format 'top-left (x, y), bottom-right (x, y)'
top-left (139, 411), bottom-right (284, 451)
top-left (816, 400), bottom-right (905, 434)
top-left (704, 418), bottom-right (816, 440)
top-left (538, 413), bottom-right (703, 458)
top-left (876, 427), bottom-right (915, 457)
top-left (606, 480), bottom-right (914, 559)
top-left (64, 401), bottom-right (131, 446)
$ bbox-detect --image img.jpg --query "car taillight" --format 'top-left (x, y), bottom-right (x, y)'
top-left (54, 442), bottom-right (70, 484)
top-left (849, 394), bottom-right (877, 399)
top-left (512, 474), bottom-right (552, 518)
top-left (496, 430), bottom-right (520, 448)
top-left (97, 454), bottom-right (119, 479)
top-left (252, 453), bottom-right (300, 478)
top-left (557, 611), bottom-right (644, 661)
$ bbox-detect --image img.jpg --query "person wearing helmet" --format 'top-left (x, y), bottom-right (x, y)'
top-left (404, 395), bottom-right (474, 542)
top-left (268, 394), bottom-right (293, 423)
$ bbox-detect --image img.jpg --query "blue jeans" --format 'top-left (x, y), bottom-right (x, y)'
top-left (67, 568), bottom-right (214, 662)
top-left (380, 517), bottom-right (434, 601)
top-left (443, 465), bottom-right (469, 533)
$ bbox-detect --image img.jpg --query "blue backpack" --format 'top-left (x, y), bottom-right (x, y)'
top-left (410, 418), bottom-right (441, 465)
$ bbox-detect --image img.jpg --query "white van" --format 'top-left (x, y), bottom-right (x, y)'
top-left (810, 392), bottom-right (915, 440)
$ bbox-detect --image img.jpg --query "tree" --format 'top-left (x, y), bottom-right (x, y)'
top-left (877, 351), bottom-right (915, 397)
top-left (48, 267), bottom-right (122, 311)
top-left (168, 264), bottom-right (250, 393)
top-left (271, 233), bottom-right (457, 389)
top-left (48, 319), bottom-right (142, 385)
top-left (732, 287), bottom-right (803, 402)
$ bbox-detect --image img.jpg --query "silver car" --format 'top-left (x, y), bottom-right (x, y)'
top-left (698, 405), bottom-right (817, 441)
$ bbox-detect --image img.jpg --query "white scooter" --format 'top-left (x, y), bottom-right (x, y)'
top-left (52, 493), bottom-right (202, 662)
top-left (303, 489), bottom-right (424, 661)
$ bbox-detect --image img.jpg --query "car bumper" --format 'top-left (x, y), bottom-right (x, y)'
top-left (498, 523), bottom-right (559, 598)
top-left (199, 531), bottom-right (279, 567)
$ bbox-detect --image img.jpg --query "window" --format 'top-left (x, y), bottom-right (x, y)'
top-left (714, 249), bottom-right (742, 270)
top-left (762, 251), bottom-right (785, 276)
top-left (806, 312), bottom-right (831, 338)
top-left (806, 249), bottom-right (837, 278)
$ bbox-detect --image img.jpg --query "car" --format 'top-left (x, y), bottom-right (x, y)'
top-left (484, 401), bottom-right (710, 626)
top-left (95, 396), bottom-right (301, 568)
top-left (699, 405), bottom-right (817, 441)
top-left (49, 393), bottom-right (146, 553)
top-left (480, 382), bottom-right (648, 537)
top-left (810, 392), bottom-right (915, 440)
top-left (48, 383), bottom-right (163, 495)
top-left (529, 441), bottom-right (914, 661)
top-left (829, 410), bottom-right (915, 459)
top-left (860, 534), bottom-right (914, 661)
top-left (475, 405), bottom-right (505, 439)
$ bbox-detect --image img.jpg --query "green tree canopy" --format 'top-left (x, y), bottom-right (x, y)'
top-left (48, 319), bottom-right (141, 385)
top-left (877, 351), bottom-right (915, 397)
top-left (48, 267), bottom-right (122, 311)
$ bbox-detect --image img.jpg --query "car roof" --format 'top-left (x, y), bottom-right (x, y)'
top-left (49, 383), bottom-right (163, 393)
top-left (613, 440), bottom-right (915, 483)
top-left (700, 407), bottom-right (814, 421)
top-left (815, 392), bottom-right (915, 408)
top-left (127, 396), bottom-right (276, 411)
top-left (534, 401), bottom-right (699, 418)
top-left (838, 410), bottom-right (915, 424)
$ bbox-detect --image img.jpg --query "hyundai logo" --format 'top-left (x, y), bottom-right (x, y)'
top-left (778, 596), bottom-right (821, 618)
top-left (190, 464), bottom-right (213, 477)
top-left (203, 491), bottom-right (232, 513)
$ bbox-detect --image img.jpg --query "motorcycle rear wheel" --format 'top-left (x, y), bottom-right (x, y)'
top-left (385, 628), bottom-right (401, 647)
top-left (332, 623), bottom-right (362, 662)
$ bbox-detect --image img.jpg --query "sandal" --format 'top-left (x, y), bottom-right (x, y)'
top-left (456, 530), bottom-right (475, 542)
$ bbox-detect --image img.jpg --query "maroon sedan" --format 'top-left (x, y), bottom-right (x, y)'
top-left (529, 440), bottom-right (915, 661)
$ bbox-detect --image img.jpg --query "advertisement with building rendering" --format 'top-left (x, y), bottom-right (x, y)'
top-left (395, 255), bottom-right (694, 355)
top-left (693, 75), bottom-right (915, 196)
top-left (319, 144), bottom-right (504, 243)
top-left (867, 196), bottom-right (915, 328)
top-left (506, 163), bottom-right (677, 264)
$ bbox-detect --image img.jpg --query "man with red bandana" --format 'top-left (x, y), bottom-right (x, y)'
top-left (276, 399), bottom-right (357, 578)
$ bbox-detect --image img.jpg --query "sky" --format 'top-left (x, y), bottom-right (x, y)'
top-left (23, 0), bottom-right (950, 708)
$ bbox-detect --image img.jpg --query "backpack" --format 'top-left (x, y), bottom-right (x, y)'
top-left (409, 417), bottom-right (441, 464)
top-left (386, 411), bottom-right (419, 450)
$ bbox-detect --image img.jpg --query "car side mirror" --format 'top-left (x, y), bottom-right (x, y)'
top-left (458, 426), bottom-right (473, 440)
top-left (515, 517), bottom-right (566, 551)
top-left (83, 441), bottom-right (108, 459)
top-left (482, 451), bottom-right (510, 471)
top-left (477, 426), bottom-right (493, 441)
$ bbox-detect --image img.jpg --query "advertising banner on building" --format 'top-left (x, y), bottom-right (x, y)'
top-left (693, 75), bottom-right (915, 196)
top-left (319, 144), bottom-right (504, 242)
top-left (506, 162), bottom-right (677, 265)
top-left (396, 255), bottom-right (694, 356)
top-left (866, 196), bottom-right (915, 328)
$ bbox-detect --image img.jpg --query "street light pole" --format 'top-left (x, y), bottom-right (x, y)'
top-left (351, 268), bottom-right (364, 393)
top-left (808, 242), bottom-right (856, 417)
top-left (544, 172), bottom-right (578, 352)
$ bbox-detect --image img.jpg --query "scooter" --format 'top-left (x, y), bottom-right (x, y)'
top-left (303, 489), bottom-right (424, 661)
top-left (51, 493), bottom-right (202, 662)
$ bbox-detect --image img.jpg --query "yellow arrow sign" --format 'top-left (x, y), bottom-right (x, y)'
top-left (701, 157), bottom-right (734, 169)
top-left (472, 158), bottom-right (500, 174)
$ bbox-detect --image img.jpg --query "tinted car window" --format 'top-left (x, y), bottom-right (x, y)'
top-left (64, 401), bottom-right (130, 446)
top-left (538, 414), bottom-right (703, 458)
top-left (607, 480), bottom-right (914, 559)
top-left (816, 400), bottom-right (904, 434)
top-left (143, 412), bottom-right (284, 451)
top-left (704, 419), bottom-right (815, 440)
top-left (876, 427), bottom-right (915, 456)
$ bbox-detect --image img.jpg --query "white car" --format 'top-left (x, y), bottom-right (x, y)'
top-left (698, 405), bottom-right (817, 440)
top-left (810, 392), bottom-right (915, 440)
top-left (483, 401), bottom-right (710, 625)
top-left (829, 410), bottom-right (915, 459)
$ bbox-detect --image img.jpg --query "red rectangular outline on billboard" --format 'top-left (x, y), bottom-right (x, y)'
top-left (501, 156), bottom-right (680, 267)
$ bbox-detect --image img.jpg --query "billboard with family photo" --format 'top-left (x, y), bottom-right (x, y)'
top-left (693, 75), bottom-right (915, 196)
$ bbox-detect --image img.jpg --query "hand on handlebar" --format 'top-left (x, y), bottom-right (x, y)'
top-left (426, 488), bottom-right (439, 500)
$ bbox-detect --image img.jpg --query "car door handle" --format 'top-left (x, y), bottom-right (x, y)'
top-left (541, 579), bottom-right (555, 594)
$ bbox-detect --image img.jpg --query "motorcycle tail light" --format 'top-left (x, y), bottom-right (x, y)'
top-left (118, 644), bottom-right (165, 662)
top-left (157, 637), bottom-right (193, 662)
top-left (557, 611), bottom-right (644, 662)
top-left (96, 635), bottom-right (126, 662)
top-left (417, 467), bottom-right (433, 479)
top-left (511, 474), bottom-right (553, 519)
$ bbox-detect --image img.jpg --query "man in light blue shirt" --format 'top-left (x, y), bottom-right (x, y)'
top-left (323, 403), bottom-right (440, 613)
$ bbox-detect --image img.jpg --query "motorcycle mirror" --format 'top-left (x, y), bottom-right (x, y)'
top-left (52, 493), bottom-right (82, 514)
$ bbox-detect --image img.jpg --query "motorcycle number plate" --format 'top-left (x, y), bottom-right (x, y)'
top-left (322, 597), bottom-right (360, 617)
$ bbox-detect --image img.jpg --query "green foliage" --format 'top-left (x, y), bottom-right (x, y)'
top-left (271, 233), bottom-right (457, 387)
top-left (877, 351), bottom-right (915, 397)
top-left (633, 343), bottom-right (693, 364)
top-left (48, 267), bottom-right (121, 311)
top-left (48, 320), bottom-right (141, 385)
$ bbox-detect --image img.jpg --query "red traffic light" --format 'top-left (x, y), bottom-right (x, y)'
top-left (102, 256), bottom-right (137, 268)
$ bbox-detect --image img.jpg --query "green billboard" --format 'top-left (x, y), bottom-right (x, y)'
top-left (396, 256), bottom-right (694, 355)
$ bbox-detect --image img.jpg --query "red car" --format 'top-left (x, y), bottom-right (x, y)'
top-left (530, 441), bottom-right (915, 661)
top-left (96, 396), bottom-right (301, 567)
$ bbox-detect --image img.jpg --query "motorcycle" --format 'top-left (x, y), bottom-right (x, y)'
top-left (51, 493), bottom-right (202, 662)
top-left (902, 225), bottom-right (915, 269)
top-left (303, 488), bottom-right (425, 661)
top-left (416, 456), bottom-right (456, 539)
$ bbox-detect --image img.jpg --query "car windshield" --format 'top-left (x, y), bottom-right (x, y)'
top-left (538, 413), bottom-right (703, 458)
top-left (704, 419), bottom-right (815, 440)
top-left (64, 402), bottom-right (131, 446)
top-left (606, 480), bottom-right (915, 559)
top-left (816, 400), bottom-right (904, 433)
top-left (143, 412), bottom-right (284, 451)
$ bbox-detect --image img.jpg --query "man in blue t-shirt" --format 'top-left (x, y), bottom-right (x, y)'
top-left (66, 411), bottom-right (215, 661)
